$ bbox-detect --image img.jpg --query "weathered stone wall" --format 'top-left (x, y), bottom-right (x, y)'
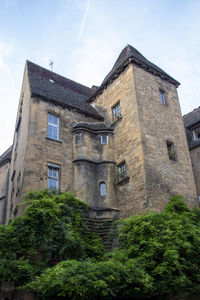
top-left (93, 64), bottom-right (146, 218)
top-left (93, 62), bottom-right (198, 217)
top-left (16, 97), bottom-right (98, 215)
top-left (7, 65), bottom-right (31, 221)
top-left (190, 146), bottom-right (200, 198)
top-left (133, 64), bottom-right (198, 210)
top-left (73, 129), bottom-right (117, 208)
top-left (0, 161), bottom-right (10, 224)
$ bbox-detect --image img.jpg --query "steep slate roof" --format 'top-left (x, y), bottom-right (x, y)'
top-left (183, 106), bottom-right (200, 128)
top-left (183, 107), bottom-right (200, 149)
top-left (0, 146), bottom-right (12, 167)
top-left (73, 122), bottom-right (113, 132)
top-left (89, 44), bottom-right (180, 102)
top-left (27, 61), bottom-right (103, 120)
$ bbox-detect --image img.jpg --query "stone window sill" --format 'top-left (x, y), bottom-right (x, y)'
top-left (111, 116), bottom-right (122, 127)
top-left (45, 137), bottom-right (62, 143)
top-left (116, 176), bottom-right (130, 186)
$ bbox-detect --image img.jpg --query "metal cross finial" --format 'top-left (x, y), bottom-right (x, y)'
top-left (49, 60), bottom-right (54, 72)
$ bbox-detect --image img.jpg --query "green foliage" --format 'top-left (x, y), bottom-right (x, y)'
top-left (117, 195), bottom-right (200, 298)
top-left (25, 195), bottom-right (200, 299)
top-left (0, 190), bottom-right (104, 286)
top-left (1, 193), bottom-right (200, 300)
top-left (25, 258), bottom-right (153, 300)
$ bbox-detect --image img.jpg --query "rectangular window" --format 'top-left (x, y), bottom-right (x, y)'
top-left (118, 162), bottom-right (127, 181)
top-left (159, 90), bottom-right (166, 105)
top-left (48, 164), bottom-right (59, 190)
top-left (101, 135), bottom-right (109, 144)
top-left (192, 125), bottom-right (200, 141)
top-left (48, 113), bottom-right (59, 140)
top-left (112, 102), bottom-right (121, 122)
top-left (166, 141), bottom-right (176, 161)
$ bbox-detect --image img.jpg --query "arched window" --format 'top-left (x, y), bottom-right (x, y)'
top-left (99, 182), bottom-right (106, 196)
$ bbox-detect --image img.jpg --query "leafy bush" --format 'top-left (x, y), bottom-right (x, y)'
top-left (25, 195), bottom-right (200, 299)
top-left (0, 190), bottom-right (104, 286)
top-left (1, 193), bottom-right (200, 300)
top-left (25, 258), bottom-right (153, 300)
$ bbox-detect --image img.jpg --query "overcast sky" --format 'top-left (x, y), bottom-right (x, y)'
top-left (0, 0), bottom-right (200, 155)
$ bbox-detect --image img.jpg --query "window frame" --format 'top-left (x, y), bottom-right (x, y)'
top-left (101, 135), bottom-right (109, 144)
top-left (166, 140), bottom-right (176, 161)
top-left (112, 101), bottom-right (121, 122)
top-left (159, 89), bottom-right (166, 105)
top-left (99, 182), bottom-right (106, 197)
top-left (191, 124), bottom-right (200, 142)
top-left (47, 113), bottom-right (59, 141)
top-left (47, 163), bottom-right (60, 190)
top-left (117, 161), bottom-right (128, 182)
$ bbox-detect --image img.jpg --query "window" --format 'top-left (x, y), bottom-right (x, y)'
top-left (159, 90), bottom-right (166, 105)
top-left (48, 113), bottom-right (59, 140)
top-left (192, 125), bottom-right (200, 141)
top-left (101, 135), bottom-right (109, 144)
top-left (166, 141), bottom-right (176, 161)
top-left (48, 164), bottom-right (59, 190)
top-left (112, 102), bottom-right (121, 122)
top-left (118, 162), bottom-right (127, 181)
top-left (99, 182), bottom-right (106, 196)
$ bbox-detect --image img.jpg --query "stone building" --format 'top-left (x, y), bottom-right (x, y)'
top-left (183, 107), bottom-right (200, 201)
top-left (0, 45), bottom-right (198, 224)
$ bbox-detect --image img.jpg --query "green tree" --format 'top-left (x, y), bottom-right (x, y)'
top-left (1, 192), bottom-right (200, 300)
top-left (0, 190), bottom-right (104, 287)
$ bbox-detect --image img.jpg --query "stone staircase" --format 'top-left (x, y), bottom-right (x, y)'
top-left (83, 217), bottom-right (117, 251)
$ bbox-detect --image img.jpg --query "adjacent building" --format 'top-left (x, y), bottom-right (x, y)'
top-left (0, 45), bottom-right (198, 224)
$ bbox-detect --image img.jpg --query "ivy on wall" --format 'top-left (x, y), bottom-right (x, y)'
top-left (1, 192), bottom-right (200, 300)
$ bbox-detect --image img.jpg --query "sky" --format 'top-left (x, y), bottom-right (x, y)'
top-left (0, 0), bottom-right (200, 155)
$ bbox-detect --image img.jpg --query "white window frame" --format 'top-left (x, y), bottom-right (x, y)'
top-left (118, 162), bottom-right (127, 177)
top-left (159, 90), bottom-right (166, 105)
top-left (47, 113), bottom-right (59, 140)
top-left (101, 135), bottom-right (109, 144)
top-left (48, 163), bottom-right (59, 190)
top-left (112, 102), bottom-right (121, 122)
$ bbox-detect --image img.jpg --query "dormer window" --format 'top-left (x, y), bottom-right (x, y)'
top-left (159, 90), bottom-right (166, 105)
top-left (192, 125), bottom-right (200, 141)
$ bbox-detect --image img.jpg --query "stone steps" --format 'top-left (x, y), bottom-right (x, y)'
top-left (83, 217), bottom-right (116, 251)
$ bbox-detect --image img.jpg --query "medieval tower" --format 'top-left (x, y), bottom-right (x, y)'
top-left (0, 45), bottom-right (198, 223)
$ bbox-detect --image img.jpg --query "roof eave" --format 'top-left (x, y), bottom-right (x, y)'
top-left (31, 92), bottom-right (104, 121)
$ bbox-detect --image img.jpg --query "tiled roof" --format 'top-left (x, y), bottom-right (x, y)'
top-left (0, 146), bottom-right (12, 167)
top-left (27, 61), bottom-right (103, 120)
top-left (73, 122), bottom-right (113, 132)
top-left (183, 106), bottom-right (200, 128)
top-left (89, 45), bottom-right (180, 102)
